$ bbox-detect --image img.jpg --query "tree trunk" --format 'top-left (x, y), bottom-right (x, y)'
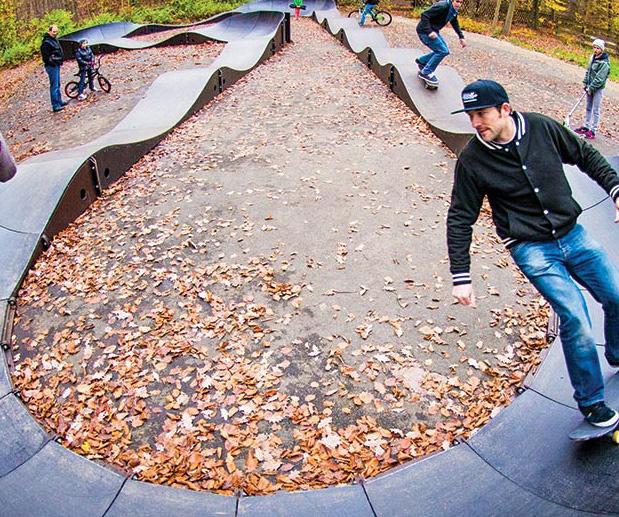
top-left (582, 0), bottom-right (591, 33)
top-left (492, 0), bottom-right (503, 27)
top-left (531, 0), bottom-right (540, 29)
top-left (502, 0), bottom-right (517, 35)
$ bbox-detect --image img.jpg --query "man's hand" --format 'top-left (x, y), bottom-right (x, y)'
top-left (453, 284), bottom-right (476, 307)
top-left (615, 197), bottom-right (619, 223)
top-left (428, 31), bottom-right (438, 39)
top-left (459, 38), bottom-right (467, 48)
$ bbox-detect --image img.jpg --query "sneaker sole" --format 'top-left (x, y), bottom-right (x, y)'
top-left (589, 411), bottom-right (619, 428)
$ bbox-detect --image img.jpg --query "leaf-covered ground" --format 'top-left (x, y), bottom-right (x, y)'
top-left (11, 19), bottom-right (550, 495)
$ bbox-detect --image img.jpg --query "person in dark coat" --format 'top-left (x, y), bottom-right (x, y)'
top-left (448, 79), bottom-right (619, 428)
top-left (0, 132), bottom-right (17, 183)
top-left (40, 25), bottom-right (68, 112)
top-left (415, 0), bottom-right (466, 87)
top-left (75, 39), bottom-right (97, 100)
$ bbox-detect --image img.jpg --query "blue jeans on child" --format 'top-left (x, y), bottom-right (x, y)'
top-left (45, 64), bottom-right (62, 110)
top-left (510, 224), bottom-right (619, 409)
top-left (78, 67), bottom-right (95, 94)
top-left (417, 32), bottom-right (450, 76)
top-left (360, 3), bottom-right (376, 25)
top-left (585, 88), bottom-right (604, 133)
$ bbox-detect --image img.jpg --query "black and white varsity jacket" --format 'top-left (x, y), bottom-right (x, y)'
top-left (447, 111), bottom-right (619, 286)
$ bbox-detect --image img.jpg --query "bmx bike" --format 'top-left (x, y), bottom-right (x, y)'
top-left (348, 5), bottom-right (393, 26)
top-left (65, 57), bottom-right (112, 99)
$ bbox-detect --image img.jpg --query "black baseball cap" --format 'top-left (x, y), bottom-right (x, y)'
top-left (451, 79), bottom-right (510, 114)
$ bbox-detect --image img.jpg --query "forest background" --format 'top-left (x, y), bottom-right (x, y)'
top-left (0, 0), bottom-right (617, 76)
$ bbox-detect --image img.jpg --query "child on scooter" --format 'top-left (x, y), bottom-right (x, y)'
top-left (574, 39), bottom-right (611, 140)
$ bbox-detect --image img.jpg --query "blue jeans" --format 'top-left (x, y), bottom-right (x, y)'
top-left (417, 32), bottom-right (450, 75)
top-left (45, 64), bottom-right (62, 110)
top-left (510, 224), bottom-right (619, 408)
top-left (78, 67), bottom-right (95, 94)
top-left (360, 3), bottom-right (376, 25)
top-left (585, 88), bottom-right (604, 132)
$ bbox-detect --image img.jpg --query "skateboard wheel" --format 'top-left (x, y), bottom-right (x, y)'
top-left (612, 429), bottom-right (619, 444)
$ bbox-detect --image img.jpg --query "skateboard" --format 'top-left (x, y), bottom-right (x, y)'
top-left (418, 73), bottom-right (438, 90)
top-left (569, 373), bottom-right (619, 443)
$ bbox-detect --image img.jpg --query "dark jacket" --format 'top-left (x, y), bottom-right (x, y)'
top-left (75, 46), bottom-right (95, 70)
top-left (417, 0), bottom-right (464, 39)
top-left (0, 132), bottom-right (17, 183)
top-left (447, 112), bottom-right (619, 285)
top-left (40, 34), bottom-right (64, 67)
top-left (584, 52), bottom-right (610, 92)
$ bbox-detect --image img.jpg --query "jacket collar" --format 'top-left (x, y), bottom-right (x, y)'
top-left (474, 111), bottom-right (526, 151)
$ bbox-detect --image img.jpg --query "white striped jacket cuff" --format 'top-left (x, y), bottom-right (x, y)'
top-left (452, 272), bottom-right (471, 286)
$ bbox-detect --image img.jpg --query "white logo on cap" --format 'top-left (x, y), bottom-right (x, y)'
top-left (462, 91), bottom-right (478, 103)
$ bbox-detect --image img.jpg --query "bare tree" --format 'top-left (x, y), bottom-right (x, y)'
top-left (502, 0), bottom-right (517, 35)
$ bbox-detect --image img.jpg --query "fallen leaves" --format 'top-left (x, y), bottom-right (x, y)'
top-left (8, 18), bottom-right (553, 498)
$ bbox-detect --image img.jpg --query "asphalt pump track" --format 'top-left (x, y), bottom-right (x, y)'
top-left (0, 4), bottom-right (618, 515)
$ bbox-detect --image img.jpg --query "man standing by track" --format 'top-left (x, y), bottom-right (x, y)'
top-left (447, 79), bottom-right (619, 428)
top-left (40, 25), bottom-right (68, 112)
top-left (415, 0), bottom-right (466, 88)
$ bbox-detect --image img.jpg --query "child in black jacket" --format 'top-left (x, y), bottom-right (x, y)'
top-left (75, 39), bottom-right (96, 100)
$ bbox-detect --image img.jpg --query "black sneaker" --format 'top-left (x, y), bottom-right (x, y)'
top-left (418, 71), bottom-right (439, 86)
top-left (581, 402), bottom-right (619, 427)
top-left (574, 126), bottom-right (588, 134)
top-left (415, 58), bottom-right (424, 70)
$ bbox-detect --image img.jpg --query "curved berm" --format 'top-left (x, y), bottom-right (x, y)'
top-left (60, 10), bottom-right (280, 54)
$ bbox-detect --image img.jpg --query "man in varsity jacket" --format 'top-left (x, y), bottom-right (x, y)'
top-left (447, 79), bottom-right (619, 428)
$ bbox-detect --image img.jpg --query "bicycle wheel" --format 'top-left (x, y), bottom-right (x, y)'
top-left (98, 75), bottom-right (111, 93)
top-left (373, 10), bottom-right (392, 26)
top-left (347, 9), bottom-right (360, 20)
top-left (65, 81), bottom-right (80, 99)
